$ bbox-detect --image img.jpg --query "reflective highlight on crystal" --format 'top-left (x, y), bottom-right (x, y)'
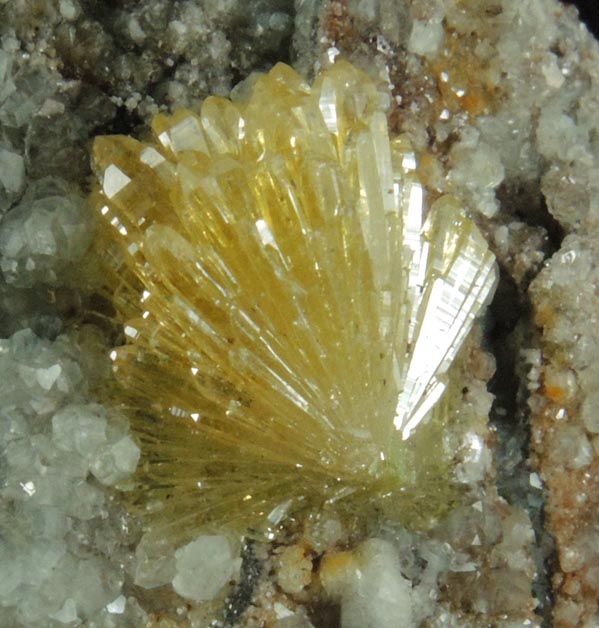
top-left (91, 61), bottom-right (498, 538)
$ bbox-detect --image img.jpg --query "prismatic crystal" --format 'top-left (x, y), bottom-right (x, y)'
top-left (91, 61), bottom-right (497, 540)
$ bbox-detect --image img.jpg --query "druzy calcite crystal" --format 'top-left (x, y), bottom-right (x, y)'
top-left (91, 60), bottom-right (497, 540)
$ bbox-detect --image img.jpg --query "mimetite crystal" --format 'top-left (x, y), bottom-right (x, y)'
top-left (90, 60), bottom-right (497, 540)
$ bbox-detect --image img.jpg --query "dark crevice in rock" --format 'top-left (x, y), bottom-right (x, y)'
top-left (486, 188), bottom-right (563, 625)
top-left (91, 100), bottom-right (144, 141)
top-left (487, 273), bottom-right (554, 624)
top-left (496, 182), bottom-right (565, 263)
top-left (487, 271), bottom-right (529, 495)
top-left (229, 1), bottom-right (296, 80)
top-left (307, 599), bottom-right (341, 628)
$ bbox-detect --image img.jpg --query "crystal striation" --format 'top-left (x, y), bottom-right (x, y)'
top-left (91, 60), bottom-right (498, 540)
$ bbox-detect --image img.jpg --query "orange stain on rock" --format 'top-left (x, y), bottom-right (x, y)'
top-left (542, 385), bottom-right (567, 403)
top-left (428, 30), bottom-right (501, 119)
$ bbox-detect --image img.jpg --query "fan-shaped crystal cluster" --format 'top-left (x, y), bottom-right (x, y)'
top-left (91, 61), bottom-right (497, 539)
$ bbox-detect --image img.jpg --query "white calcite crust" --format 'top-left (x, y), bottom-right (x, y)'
top-left (0, 329), bottom-right (146, 626)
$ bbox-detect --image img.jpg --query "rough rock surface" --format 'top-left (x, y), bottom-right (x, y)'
top-left (0, 0), bottom-right (597, 626)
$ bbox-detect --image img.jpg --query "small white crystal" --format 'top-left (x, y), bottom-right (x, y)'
top-left (106, 594), bottom-right (126, 614)
top-left (322, 539), bottom-right (414, 628)
top-left (20, 480), bottom-right (36, 496)
top-left (408, 19), bottom-right (444, 57)
top-left (91, 435), bottom-right (140, 485)
top-left (0, 548), bottom-right (22, 598)
top-left (112, 436), bottom-right (141, 472)
top-left (35, 364), bottom-right (61, 390)
top-left (58, 0), bottom-right (78, 20)
top-left (38, 98), bottom-right (66, 116)
top-left (103, 164), bottom-right (131, 199)
top-left (581, 390), bottom-right (599, 434)
top-left (172, 535), bottom-right (241, 602)
top-left (51, 598), bottom-right (78, 624)
top-left (541, 55), bottom-right (565, 89)
top-left (529, 472), bottom-right (543, 490)
top-left (449, 141), bottom-right (505, 194)
top-left (128, 17), bottom-right (146, 44)
top-left (0, 147), bottom-right (25, 194)
top-left (274, 602), bottom-right (295, 619)
top-left (345, 540), bottom-right (413, 628)
top-left (66, 481), bottom-right (105, 520)
top-left (52, 404), bottom-right (107, 458)
top-left (134, 533), bottom-right (177, 588)
top-left (552, 425), bottom-right (593, 470)
top-left (537, 108), bottom-right (589, 163)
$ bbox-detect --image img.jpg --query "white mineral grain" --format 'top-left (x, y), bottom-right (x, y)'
top-left (106, 594), bottom-right (127, 614)
top-left (408, 19), bottom-right (444, 57)
top-left (52, 403), bottom-right (108, 457)
top-left (90, 434), bottom-right (141, 486)
top-left (448, 138), bottom-right (505, 218)
top-left (172, 535), bottom-right (241, 602)
top-left (581, 390), bottom-right (599, 433)
top-left (50, 598), bottom-right (78, 624)
top-left (323, 538), bottom-right (414, 628)
top-left (0, 146), bottom-right (25, 194)
top-left (344, 541), bottom-right (414, 628)
top-left (134, 533), bottom-right (177, 588)
top-left (537, 105), bottom-right (591, 164)
top-left (551, 424), bottom-right (593, 470)
top-left (58, 0), bottom-right (79, 21)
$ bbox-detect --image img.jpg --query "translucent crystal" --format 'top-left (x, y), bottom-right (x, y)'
top-left (90, 60), bottom-right (497, 539)
top-left (320, 538), bottom-right (414, 628)
top-left (172, 535), bottom-right (241, 602)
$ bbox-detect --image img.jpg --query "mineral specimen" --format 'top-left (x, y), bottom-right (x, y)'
top-left (91, 60), bottom-right (497, 541)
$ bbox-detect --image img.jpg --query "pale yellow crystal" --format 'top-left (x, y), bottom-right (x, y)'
top-left (90, 61), bottom-right (497, 540)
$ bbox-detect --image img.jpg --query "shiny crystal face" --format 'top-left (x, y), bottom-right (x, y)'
top-left (91, 61), bottom-right (497, 540)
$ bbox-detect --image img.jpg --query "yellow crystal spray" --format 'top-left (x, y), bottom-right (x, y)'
top-left (90, 60), bottom-right (497, 541)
